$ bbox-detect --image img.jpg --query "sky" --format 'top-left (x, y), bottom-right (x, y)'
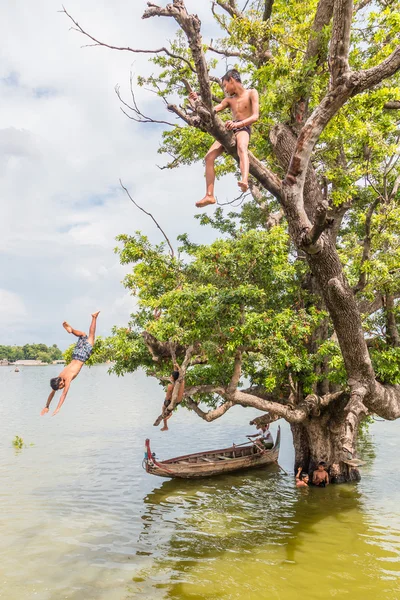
top-left (0, 0), bottom-right (241, 349)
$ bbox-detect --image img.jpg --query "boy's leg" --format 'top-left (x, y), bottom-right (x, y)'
top-left (161, 413), bottom-right (172, 431)
top-left (63, 322), bottom-right (86, 337)
top-left (196, 141), bottom-right (224, 208)
top-left (236, 130), bottom-right (250, 192)
top-left (87, 311), bottom-right (100, 346)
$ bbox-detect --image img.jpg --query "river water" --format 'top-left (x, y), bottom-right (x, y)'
top-left (0, 365), bottom-right (399, 600)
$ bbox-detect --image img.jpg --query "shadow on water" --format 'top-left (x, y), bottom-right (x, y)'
top-left (128, 462), bottom-right (400, 600)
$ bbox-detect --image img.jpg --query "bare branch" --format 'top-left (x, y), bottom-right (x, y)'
top-left (120, 180), bottom-right (175, 258)
top-left (354, 46), bottom-right (400, 93)
top-left (186, 397), bottom-right (235, 421)
top-left (384, 101), bottom-right (400, 110)
top-left (185, 384), bottom-right (226, 395)
top-left (354, 0), bottom-right (372, 10)
top-left (301, 201), bottom-right (330, 248)
top-left (62, 6), bottom-right (195, 70)
top-left (207, 44), bottom-right (243, 59)
top-left (115, 84), bottom-right (180, 128)
top-left (232, 390), bottom-right (329, 423)
top-left (215, 0), bottom-right (242, 18)
top-left (353, 198), bottom-right (380, 294)
top-left (143, 1), bottom-right (214, 110)
top-left (211, 2), bottom-right (232, 34)
top-left (167, 103), bottom-right (199, 126)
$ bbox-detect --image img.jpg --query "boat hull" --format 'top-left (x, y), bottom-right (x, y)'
top-left (144, 427), bottom-right (280, 479)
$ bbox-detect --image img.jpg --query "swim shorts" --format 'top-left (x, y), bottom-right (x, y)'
top-left (72, 335), bottom-right (93, 363)
top-left (234, 120), bottom-right (251, 137)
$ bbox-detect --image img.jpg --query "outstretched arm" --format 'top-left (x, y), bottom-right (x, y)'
top-left (295, 466), bottom-right (302, 481)
top-left (52, 382), bottom-right (71, 416)
top-left (41, 390), bottom-right (55, 416)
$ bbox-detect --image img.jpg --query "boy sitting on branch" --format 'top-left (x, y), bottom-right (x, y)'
top-left (189, 69), bottom-right (259, 208)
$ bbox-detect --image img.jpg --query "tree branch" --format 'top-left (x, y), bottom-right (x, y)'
top-left (354, 46), bottom-right (400, 94)
top-left (207, 44), bottom-right (247, 60)
top-left (185, 384), bottom-right (226, 395)
top-left (115, 77), bottom-right (181, 128)
top-left (353, 198), bottom-right (379, 293)
top-left (354, 0), bottom-right (372, 12)
top-left (329, 0), bottom-right (353, 85)
top-left (215, 0), bottom-right (242, 18)
top-left (120, 180), bottom-right (175, 258)
top-left (263, 0), bottom-right (274, 21)
top-left (232, 390), bottom-right (339, 423)
top-left (186, 397), bottom-right (235, 421)
top-left (301, 200), bottom-right (330, 249)
top-left (227, 349), bottom-right (242, 394)
top-left (62, 6), bottom-right (195, 70)
top-left (384, 101), bottom-right (400, 110)
top-left (143, 1), bottom-right (214, 110)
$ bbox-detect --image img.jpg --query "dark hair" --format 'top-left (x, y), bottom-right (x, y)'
top-left (301, 472), bottom-right (308, 479)
top-left (171, 370), bottom-right (179, 382)
top-left (222, 69), bottom-right (241, 83)
top-left (50, 377), bottom-right (62, 391)
top-left (318, 461), bottom-right (326, 466)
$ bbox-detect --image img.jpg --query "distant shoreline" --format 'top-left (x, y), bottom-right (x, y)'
top-left (0, 361), bottom-right (66, 367)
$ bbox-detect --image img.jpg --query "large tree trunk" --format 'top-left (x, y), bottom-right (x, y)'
top-left (292, 398), bottom-right (362, 483)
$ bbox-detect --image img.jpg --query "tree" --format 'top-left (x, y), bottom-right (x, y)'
top-left (36, 351), bottom-right (52, 364)
top-left (64, 0), bottom-right (400, 482)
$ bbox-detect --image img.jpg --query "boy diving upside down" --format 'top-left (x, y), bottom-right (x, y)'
top-left (189, 69), bottom-right (259, 208)
top-left (40, 311), bottom-right (100, 416)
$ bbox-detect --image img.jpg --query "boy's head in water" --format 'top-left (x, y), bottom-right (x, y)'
top-left (300, 472), bottom-right (309, 484)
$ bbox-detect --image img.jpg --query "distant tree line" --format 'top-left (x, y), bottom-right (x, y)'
top-left (0, 344), bottom-right (63, 364)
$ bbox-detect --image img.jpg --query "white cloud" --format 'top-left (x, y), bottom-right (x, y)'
top-left (0, 0), bottom-right (240, 348)
top-left (0, 289), bottom-right (29, 340)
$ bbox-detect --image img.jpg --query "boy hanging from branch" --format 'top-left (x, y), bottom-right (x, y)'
top-left (189, 69), bottom-right (259, 208)
top-left (153, 363), bottom-right (185, 431)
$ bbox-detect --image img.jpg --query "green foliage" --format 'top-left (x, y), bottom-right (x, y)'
top-left (12, 436), bottom-right (24, 449)
top-left (103, 0), bottom-right (400, 408)
top-left (0, 343), bottom-right (63, 363)
top-left (102, 223), bottom-right (331, 399)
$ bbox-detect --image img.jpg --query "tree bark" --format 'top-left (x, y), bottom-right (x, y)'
top-left (292, 397), bottom-right (363, 483)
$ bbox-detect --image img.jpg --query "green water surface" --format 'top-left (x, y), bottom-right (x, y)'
top-left (0, 366), bottom-right (399, 600)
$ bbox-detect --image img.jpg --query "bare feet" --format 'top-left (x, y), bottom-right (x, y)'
top-left (238, 181), bottom-right (249, 193)
top-left (195, 195), bottom-right (216, 208)
top-left (62, 321), bottom-right (73, 334)
top-left (40, 407), bottom-right (49, 416)
top-left (160, 426), bottom-right (168, 432)
top-left (52, 408), bottom-right (60, 416)
top-left (91, 311), bottom-right (100, 318)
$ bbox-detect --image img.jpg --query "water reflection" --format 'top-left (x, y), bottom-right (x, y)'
top-left (132, 467), bottom-right (400, 600)
top-left (1, 367), bottom-right (400, 600)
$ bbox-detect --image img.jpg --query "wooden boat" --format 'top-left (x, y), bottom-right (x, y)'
top-left (143, 426), bottom-right (280, 479)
